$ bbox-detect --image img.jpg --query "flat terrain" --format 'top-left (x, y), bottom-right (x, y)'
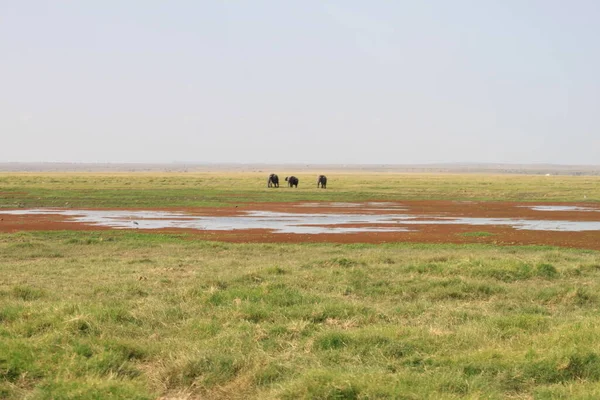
top-left (2, 201), bottom-right (600, 250)
top-left (2, 162), bottom-right (600, 175)
top-left (1, 173), bottom-right (600, 399)
top-left (1, 172), bottom-right (599, 209)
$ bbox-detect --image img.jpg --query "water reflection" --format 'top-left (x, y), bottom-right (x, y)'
top-left (2, 206), bottom-right (600, 233)
top-left (524, 205), bottom-right (600, 212)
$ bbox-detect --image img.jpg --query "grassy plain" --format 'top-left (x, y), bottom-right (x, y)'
top-left (1, 173), bottom-right (600, 399)
top-left (0, 172), bottom-right (599, 208)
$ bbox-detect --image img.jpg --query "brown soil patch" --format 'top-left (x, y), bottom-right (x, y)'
top-left (1, 200), bottom-right (600, 250)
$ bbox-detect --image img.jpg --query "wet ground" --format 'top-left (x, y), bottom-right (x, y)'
top-left (1, 201), bottom-right (600, 249)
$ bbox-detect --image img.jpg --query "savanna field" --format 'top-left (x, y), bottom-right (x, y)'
top-left (2, 173), bottom-right (600, 399)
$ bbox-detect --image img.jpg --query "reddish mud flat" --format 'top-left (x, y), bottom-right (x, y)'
top-left (1, 201), bottom-right (600, 250)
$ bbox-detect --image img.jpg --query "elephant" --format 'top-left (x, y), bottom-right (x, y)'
top-left (317, 175), bottom-right (327, 189)
top-left (285, 176), bottom-right (299, 188)
top-left (267, 173), bottom-right (279, 188)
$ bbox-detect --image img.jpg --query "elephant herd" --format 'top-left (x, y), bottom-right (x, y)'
top-left (267, 174), bottom-right (327, 189)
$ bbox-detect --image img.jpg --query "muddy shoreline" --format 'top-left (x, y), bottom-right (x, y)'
top-left (1, 201), bottom-right (599, 250)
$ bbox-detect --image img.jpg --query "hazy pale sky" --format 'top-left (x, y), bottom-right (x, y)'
top-left (1, 1), bottom-right (599, 164)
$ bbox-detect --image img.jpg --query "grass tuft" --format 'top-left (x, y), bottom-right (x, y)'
top-left (11, 286), bottom-right (45, 301)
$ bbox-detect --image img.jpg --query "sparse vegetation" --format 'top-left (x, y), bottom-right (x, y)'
top-left (460, 231), bottom-right (495, 237)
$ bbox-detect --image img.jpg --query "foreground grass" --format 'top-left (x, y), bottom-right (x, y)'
top-left (2, 231), bottom-right (600, 398)
top-left (0, 172), bottom-right (599, 208)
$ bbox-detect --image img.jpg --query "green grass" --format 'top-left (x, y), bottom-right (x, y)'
top-left (1, 172), bottom-right (600, 398)
top-left (460, 231), bottom-right (496, 238)
top-left (2, 231), bottom-right (600, 398)
top-left (0, 172), bottom-right (599, 208)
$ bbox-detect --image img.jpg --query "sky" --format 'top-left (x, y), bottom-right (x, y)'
top-left (1, 1), bottom-right (599, 165)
